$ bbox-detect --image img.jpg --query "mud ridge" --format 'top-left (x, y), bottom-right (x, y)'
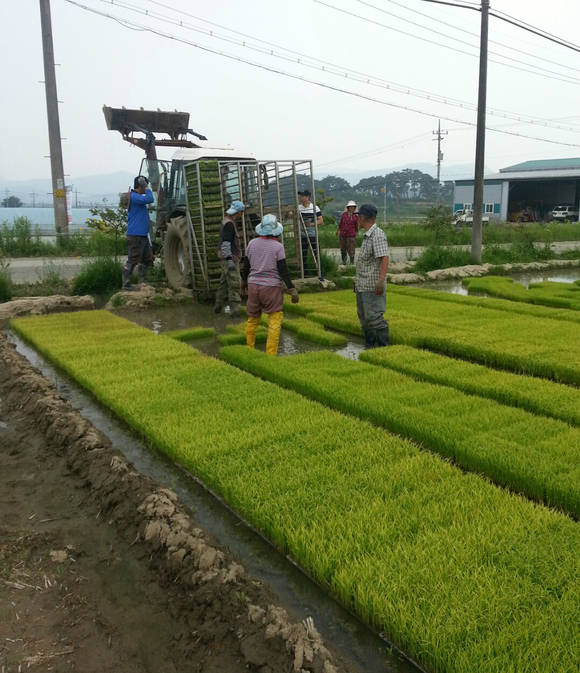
top-left (0, 333), bottom-right (344, 673)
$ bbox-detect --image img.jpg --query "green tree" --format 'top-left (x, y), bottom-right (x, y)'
top-left (2, 195), bottom-right (23, 208)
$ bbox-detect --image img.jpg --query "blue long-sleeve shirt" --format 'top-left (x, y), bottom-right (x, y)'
top-left (127, 189), bottom-right (154, 236)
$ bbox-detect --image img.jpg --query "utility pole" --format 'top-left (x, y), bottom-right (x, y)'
top-left (39, 0), bottom-right (68, 233)
top-left (471, 0), bottom-right (489, 263)
top-left (30, 192), bottom-right (37, 207)
top-left (433, 120), bottom-right (448, 206)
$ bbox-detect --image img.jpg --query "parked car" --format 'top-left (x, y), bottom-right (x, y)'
top-left (453, 209), bottom-right (490, 225)
top-left (551, 205), bottom-right (579, 221)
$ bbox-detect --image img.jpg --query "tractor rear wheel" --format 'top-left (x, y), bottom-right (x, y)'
top-left (164, 216), bottom-right (192, 289)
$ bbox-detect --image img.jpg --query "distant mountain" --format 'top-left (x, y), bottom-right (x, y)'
top-left (0, 171), bottom-right (135, 206)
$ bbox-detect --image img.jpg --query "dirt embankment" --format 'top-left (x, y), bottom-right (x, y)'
top-left (0, 335), bottom-right (346, 673)
top-left (0, 296), bottom-right (94, 322)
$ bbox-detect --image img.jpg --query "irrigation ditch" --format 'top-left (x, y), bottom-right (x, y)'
top-left (2, 331), bottom-right (419, 673)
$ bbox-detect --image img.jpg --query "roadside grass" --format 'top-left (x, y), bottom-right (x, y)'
top-left (464, 276), bottom-right (580, 310)
top-left (360, 345), bottom-right (580, 428)
top-left (164, 326), bottom-right (215, 342)
top-left (72, 258), bottom-right (122, 297)
top-left (285, 288), bottom-right (580, 384)
top-left (222, 347), bottom-right (579, 517)
top-left (10, 310), bottom-right (580, 673)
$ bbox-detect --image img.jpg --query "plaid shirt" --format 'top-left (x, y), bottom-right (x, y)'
top-left (355, 224), bottom-right (389, 291)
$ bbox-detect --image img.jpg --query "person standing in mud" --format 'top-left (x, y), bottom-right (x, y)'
top-left (242, 214), bottom-right (299, 355)
top-left (214, 200), bottom-right (245, 317)
top-left (122, 176), bottom-right (154, 291)
top-left (354, 203), bottom-right (389, 348)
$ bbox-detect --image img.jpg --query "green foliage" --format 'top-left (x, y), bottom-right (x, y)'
top-left (72, 258), bottom-right (122, 297)
top-left (11, 310), bottom-right (580, 673)
top-left (0, 263), bottom-right (12, 302)
top-left (414, 245), bottom-right (473, 273)
top-left (319, 251), bottom-right (338, 277)
top-left (223, 347), bottom-right (579, 516)
top-left (164, 326), bottom-right (215, 342)
top-left (361, 345), bottom-right (580, 428)
top-left (2, 195), bottom-right (23, 207)
top-left (425, 204), bottom-right (454, 245)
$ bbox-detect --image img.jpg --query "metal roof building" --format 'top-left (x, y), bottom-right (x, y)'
top-left (453, 158), bottom-right (580, 221)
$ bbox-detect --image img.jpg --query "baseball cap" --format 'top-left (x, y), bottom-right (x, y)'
top-left (358, 203), bottom-right (378, 218)
top-left (226, 200), bottom-right (245, 215)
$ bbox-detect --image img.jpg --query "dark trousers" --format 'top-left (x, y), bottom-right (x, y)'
top-left (356, 290), bottom-right (389, 348)
top-left (124, 235), bottom-right (152, 281)
top-left (300, 235), bottom-right (317, 275)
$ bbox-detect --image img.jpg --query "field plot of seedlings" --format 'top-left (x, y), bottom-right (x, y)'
top-left (11, 311), bottom-right (580, 673)
top-left (463, 276), bottom-right (580, 310)
top-left (361, 345), bottom-right (580, 427)
top-left (221, 347), bottom-right (579, 516)
top-left (286, 288), bottom-right (580, 384)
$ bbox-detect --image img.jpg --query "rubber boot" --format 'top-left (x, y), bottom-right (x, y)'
top-left (341, 251), bottom-right (347, 264)
top-left (245, 316), bottom-right (261, 348)
top-left (375, 325), bottom-right (390, 347)
top-left (363, 329), bottom-right (376, 349)
top-left (349, 256), bottom-right (355, 265)
top-left (266, 311), bottom-right (283, 355)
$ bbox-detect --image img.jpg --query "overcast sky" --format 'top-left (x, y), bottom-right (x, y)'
top-left (2, 0), bottom-right (580, 185)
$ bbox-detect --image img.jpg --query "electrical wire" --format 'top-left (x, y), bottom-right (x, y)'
top-left (63, 0), bottom-right (580, 149)
top-left (97, 0), bottom-right (580, 133)
top-left (317, 132), bottom-right (433, 167)
top-left (378, 0), bottom-right (580, 74)
top-left (315, 0), bottom-right (580, 86)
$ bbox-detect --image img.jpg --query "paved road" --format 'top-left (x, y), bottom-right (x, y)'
top-left (6, 240), bottom-right (580, 283)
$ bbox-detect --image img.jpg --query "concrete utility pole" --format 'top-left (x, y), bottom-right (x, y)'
top-left (471, 0), bottom-right (489, 263)
top-left (39, 0), bottom-right (68, 233)
top-left (433, 120), bottom-right (448, 206)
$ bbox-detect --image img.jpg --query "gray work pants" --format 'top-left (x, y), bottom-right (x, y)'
top-left (356, 290), bottom-right (389, 348)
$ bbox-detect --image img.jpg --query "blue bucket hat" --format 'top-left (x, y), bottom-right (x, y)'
top-left (226, 200), bottom-right (245, 215)
top-left (255, 213), bottom-right (283, 237)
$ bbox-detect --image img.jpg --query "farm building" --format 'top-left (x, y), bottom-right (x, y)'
top-left (453, 157), bottom-right (580, 221)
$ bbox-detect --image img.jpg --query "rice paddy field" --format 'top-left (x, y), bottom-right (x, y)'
top-left (463, 276), bottom-right (580, 310)
top-left (10, 307), bottom-right (580, 673)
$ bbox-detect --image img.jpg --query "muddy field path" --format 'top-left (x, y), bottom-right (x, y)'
top-left (0, 335), bottom-right (350, 673)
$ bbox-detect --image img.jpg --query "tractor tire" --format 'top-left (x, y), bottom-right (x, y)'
top-left (164, 216), bottom-right (192, 289)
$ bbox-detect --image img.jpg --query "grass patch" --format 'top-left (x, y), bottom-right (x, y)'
top-left (281, 317), bottom-right (347, 346)
top-left (72, 258), bottom-right (122, 297)
top-left (10, 310), bottom-right (580, 673)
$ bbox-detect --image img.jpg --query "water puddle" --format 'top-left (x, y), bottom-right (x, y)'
top-left (8, 332), bottom-right (419, 673)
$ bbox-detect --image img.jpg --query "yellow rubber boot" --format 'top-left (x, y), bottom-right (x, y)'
top-left (266, 311), bottom-right (283, 355)
top-left (245, 316), bottom-right (261, 348)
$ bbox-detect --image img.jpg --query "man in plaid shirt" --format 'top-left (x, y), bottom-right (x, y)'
top-left (354, 203), bottom-right (389, 348)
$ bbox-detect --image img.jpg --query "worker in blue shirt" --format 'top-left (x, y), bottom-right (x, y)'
top-left (122, 175), bottom-right (154, 290)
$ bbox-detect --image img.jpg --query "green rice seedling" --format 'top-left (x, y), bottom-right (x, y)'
top-left (10, 310), bottom-right (580, 673)
top-left (464, 276), bottom-right (580, 310)
top-left (217, 322), bottom-right (267, 345)
top-left (222, 346), bottom-right (580, 517)
top-left (285, 288), bottom-right (580, 385)
top-left (360, 345), bottom-right (580, 427)
top-left (281, 317), bottom-right (347, 346)
top-left (164, 326), bottom-right (215, 342)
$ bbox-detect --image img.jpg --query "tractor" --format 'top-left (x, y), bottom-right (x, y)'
top-left (103, 105), bottom-right (321, 297)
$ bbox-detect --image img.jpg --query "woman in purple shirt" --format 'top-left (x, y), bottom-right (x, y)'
top-left (241, 214), bottom-right (299, 355)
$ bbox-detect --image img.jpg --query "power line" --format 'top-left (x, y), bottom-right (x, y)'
top-left (381, 0), bottom-right (580, 74)
top-left (354, 0), bottom-right (580, 81)
top-left (315, 0), bottom-right (580, 86)
top-left (98, 0), bottom-right (580, 133)
top-left (317, 132), bottom-right (433, 167)
top-left (63, 0), bottom-right (580, 150)
top-left (417, 0), bottom-right (580, 53)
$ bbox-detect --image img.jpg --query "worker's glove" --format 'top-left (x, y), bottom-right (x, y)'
top-left (290, 288), bottom-right (299, 304)
top-left (374, 278), bottom-right (385, 296)
top-left (227, 258), bottom-right (235, 271)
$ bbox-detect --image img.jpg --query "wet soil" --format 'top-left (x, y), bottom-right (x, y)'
top-left (0, 335), bottom-right (347, 673)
